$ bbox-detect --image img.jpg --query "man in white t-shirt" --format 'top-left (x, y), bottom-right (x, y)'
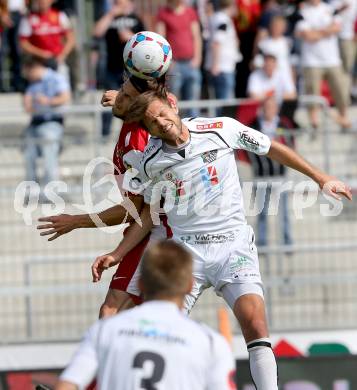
top-left (295, 0), bottom-right (351, 130)
top-left (205, 0), bottom-right (242, 113)
top-left (247, 52), bottom-right (296, 103)
top-left (56, 240), bottom-right (236, 390)
top-left (93, 90), bottom-right (351, 390)
top-left (330, 0), bottom-right (357, 88)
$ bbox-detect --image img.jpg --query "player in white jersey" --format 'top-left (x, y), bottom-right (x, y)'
top-left (93, 89), bottom-right (352, 390)
top-left (55, 240), bottom-right (236, 390)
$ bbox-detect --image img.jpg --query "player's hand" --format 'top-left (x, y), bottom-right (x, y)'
top-left (41, 50), bottom-right (54, 60)
top-left (92, 253), bottom-right (121, 282)
top-left (210, 64), bottom-right (220, 77)
top-left (101, 90), bottom-right (118, 107)
top-left (109, 4), bottom-right (123, 17)
top-left (119, 29), bottom-right (134, 42)
top-left (37, 214), bottom-right (77, 241)
top-left (56, 53), bottom-right (66, 64)
top-left (319, 175), bottom-right (352, 201)
top-left (191, 56), bottom-right (201, 69)
top-left (36, 94), bottom-right (51, 105)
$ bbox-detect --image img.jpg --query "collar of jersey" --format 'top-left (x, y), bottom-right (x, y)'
top-left (141, 300), bottom-right (182, 313)
top-left (162, 132), bottom-right (191, 154)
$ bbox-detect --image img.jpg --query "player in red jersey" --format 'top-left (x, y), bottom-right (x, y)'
top-left (38, 75), bottom-right (174, 317)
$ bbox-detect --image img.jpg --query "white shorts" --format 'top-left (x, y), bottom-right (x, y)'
top-left (174, 225), bottom-right (264, 313)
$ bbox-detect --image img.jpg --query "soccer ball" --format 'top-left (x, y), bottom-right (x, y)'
top-left (123, 31), bottom-right (172, 80)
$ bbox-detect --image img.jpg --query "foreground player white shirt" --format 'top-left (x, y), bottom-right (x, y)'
top-left (135, 117), bottom-right (271, 236)
top-left (60, 301), bottom-right (236, 390)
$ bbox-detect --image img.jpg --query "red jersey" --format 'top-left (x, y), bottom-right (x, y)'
top-left (235, 0), bottom-right (261, 33)
top-left (113, 122), bottom-right (149, 176)
top-left (157, 6), bottom-right (199, 60)
top-left (19, 8), bottom-right (72, 56)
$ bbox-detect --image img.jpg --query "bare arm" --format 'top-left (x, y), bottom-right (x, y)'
top-left (23, 94), bottom-right (33, 113)
top-left (252, 27), bottom-right (268, 57)
top-left (57, 29), bottom-right (76, 62)
top-left (38, 194), bottom-right (144, 241)
top-left (156, 21), bottom-right (166, 37)
top-left (191, 20), bottom-right (202, 68)
top-left (91, 202), bottom-right (154, 282)
top-left (295, 28), bottom-right (326, 42)
top-left (50, 91), bottom-right (71, 106)
top-left (282, 91), bottom-right (297, 101)
top-left (55, 381), bottom-right (78, 390)
top-left (93, 8), bottom-right (118, 38)
top-left (210, 41), bottom-right (220, 76)
top-left (20, 39), bottom-right (53, 59)
top-left (267, 140), bottom-right (352, 200)
top-left (296, 22), bottom-right (341, 42)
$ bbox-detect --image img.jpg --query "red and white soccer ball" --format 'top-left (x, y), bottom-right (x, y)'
top-left (123, 31), bottom-right (172, 80)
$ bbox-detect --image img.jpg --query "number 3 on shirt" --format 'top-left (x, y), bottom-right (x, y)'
top-left (133, 351), bottom-right (165, 390)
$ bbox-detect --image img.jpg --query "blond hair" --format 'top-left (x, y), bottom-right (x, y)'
top-left (140, 240), bottom-right (193, 299)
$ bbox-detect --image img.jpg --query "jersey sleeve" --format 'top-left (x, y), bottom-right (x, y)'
top-left (59, 11), bottom-right (72, 31)
top-left (207, 332), bottom-right (237, 390)
top-left (212, 15), bottom-right (228, 44)
top-left (114, 124), bottom-right (149, 194)
top-left (114, 124), bottom-right (149, 175)
top-left (220, 117), bottom-right (271, 155)
top-left (156, 8), bottom-right (167, 24)
top-left (281, 71), bottom-right (296, 95)
top-left (18, 17), bottom-right (32, 39)
top-left (188, 7), bottom-right (199, 23)
top-left (59, 322), bottom-right (100, 388)
top-left (54, 72), bottom-right (71, 94)
top-left (247, 72), bottom-right (261, 97)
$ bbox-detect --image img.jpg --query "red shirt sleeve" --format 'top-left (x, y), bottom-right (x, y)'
top-left (113, 122), bottom-right (149, 175)
top-left (156, 7), bottom-right (166, 24)
top-left (188, 7), bottom-right (199, 23)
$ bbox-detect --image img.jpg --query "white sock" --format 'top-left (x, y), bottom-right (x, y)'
top-left (247, 338), bottom-right (278, 390)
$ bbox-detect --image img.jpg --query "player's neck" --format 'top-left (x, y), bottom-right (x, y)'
top-left (164, 125), bottom-right (190, 148)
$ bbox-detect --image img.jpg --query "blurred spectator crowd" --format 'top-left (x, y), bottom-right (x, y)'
top-left (0, 0), bottom-right (355, 130)
top-left (1, 0), bottom-right (355, 243)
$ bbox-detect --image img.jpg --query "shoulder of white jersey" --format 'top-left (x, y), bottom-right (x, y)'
top-left (184, 116), bottom-right (232, 130)
top-left (185, 116), bottom-right (238, 147)
top-left (192, 320), bottom-right (233, 358)
top-left (139, 137), bottom-right (163, 179)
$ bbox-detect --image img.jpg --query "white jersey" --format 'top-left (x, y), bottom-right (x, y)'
top-left (205, 10), bottom-right (242, 73)
top-left (131, 117), bottom-right (270, 237)
top-left (60, 301), bottom-right (236, 390)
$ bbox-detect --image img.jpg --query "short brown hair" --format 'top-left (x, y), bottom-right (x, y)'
top-left (218, 0), bottom-right (234, 9)
top-left (125, 87), bottom-right (169, 124)
top-left (140, 240), bottom-right (193, 299)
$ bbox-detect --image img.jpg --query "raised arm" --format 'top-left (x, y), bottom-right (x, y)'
top-left (91, 202), bottom-right (154, 282)
top-left (93, 6), bottom-right (119, 38)
top-left (55, 381), bottom-right (77, 390)
top-left (266, 140), bottom-right (352, 200)
top-left (38, 194), bottom-right (143, 241)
